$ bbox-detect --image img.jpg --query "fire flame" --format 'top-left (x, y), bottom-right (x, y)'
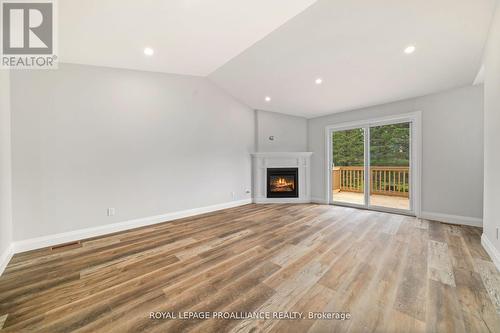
top-left (271, 177), bottom-right (295, 191)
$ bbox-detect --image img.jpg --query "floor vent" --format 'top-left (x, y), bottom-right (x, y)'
top-left (51, 241), bottom-right (81, 250)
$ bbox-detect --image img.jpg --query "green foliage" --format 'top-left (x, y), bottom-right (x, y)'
top-left (332, 128), bottom-right (365, 166)
top-left (332, 123), bottom-right (410, 167)
top-left (370, 123), bottom-right (410, 166)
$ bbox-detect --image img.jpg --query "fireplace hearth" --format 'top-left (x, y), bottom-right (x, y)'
top-left (267, 168), bottom-right (299, 198)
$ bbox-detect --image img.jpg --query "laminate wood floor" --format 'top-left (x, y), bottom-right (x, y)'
top-left (1, 204), bottom-right (500, 332)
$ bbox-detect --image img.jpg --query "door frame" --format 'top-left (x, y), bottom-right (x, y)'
top-left (324, 111), bottom-right (422, 217)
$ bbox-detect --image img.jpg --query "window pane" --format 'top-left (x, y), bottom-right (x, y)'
top-left (332, 128), bottom-right (365, 205)
top-left (369, 122), bottom-right (410, 210)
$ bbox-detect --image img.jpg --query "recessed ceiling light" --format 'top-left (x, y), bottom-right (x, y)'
top-left (404, 45), bottom-right (416, 54)
top-left (315, 78), bottom-right (323, 85)
top-left (144, 47), bottom-right (154, 56)
top-left (265, 96), bottom-right (271, 102)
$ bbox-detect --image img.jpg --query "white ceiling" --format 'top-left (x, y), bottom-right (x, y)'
top-left (60, 0), bottom-right (496, 118)
top-left (209, 0), bottom-right (496, 117)
top-left (59, 0), bottom-right (318, 76)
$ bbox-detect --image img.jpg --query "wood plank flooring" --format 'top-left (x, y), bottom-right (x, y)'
top-left (1, 204), bottom-right (499, 332)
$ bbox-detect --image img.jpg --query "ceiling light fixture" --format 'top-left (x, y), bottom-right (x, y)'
top-left (144, 47), bottom-right (154, 56)
top-left (404, 45), bottom-right (416, 54)
top-left (315, 78), bottom-right (323, 85)
top-left (265, 96), bottom-right (271, 102)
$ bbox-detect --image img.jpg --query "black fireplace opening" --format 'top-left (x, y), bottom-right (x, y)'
top-left (267, 168), bottom-right (299, 198)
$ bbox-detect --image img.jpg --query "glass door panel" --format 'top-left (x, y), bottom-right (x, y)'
top-left (369, 122), bottom-right (410, 210)
top-left (332, 128), bottom-right (366, 206)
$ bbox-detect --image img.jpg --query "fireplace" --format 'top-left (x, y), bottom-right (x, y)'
top-left (267, 168), bottom-right (299, 198)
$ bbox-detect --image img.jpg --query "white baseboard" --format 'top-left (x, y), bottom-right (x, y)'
top-left (0, 243), bottom-right (14, 277)
top-left (420, 211), bottom-right (482, 227)
top-left (482, 233), bottom-right (500, 272)
top-left (311, 197), bottom-right (328, 204)
top-left (11, 199), bottom-right (252, 255)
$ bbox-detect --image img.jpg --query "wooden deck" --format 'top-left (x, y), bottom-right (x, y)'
top-left (333, 191), bottom-right (410, 210)
top-left (0, 204), bottom-right (499, 332)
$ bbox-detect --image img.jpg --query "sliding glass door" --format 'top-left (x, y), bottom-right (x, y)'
top-left (331, 127), bottom-right (366, 206)
top-left (369, 123), bottom-right (410, 210)
top-left (330, 118), bottom-right (415, 214)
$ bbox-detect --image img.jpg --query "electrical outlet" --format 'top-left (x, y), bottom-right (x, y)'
top-left (107, 208), bottom-right (115, 216)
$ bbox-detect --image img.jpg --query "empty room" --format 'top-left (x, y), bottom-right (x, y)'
top-left (1, 0), bottom-right (500, 332)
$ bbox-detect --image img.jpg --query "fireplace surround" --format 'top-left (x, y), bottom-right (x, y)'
top-left (251, 152), bottom-right (312, 203)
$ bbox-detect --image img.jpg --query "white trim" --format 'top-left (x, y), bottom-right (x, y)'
top-left (482, 233), bottom-right (500, 272)
top-left (324, 126), bottom-right (331, 204)
top-left (250, 152), bottom-right (313, 157)
top-left (0, 244), bottom-right (14, 277)
top-left (420, 211), bottom-right (482, 227)
top-left (324, 112), bottom-right (422, 133)
top-left (324, 111), bottom-right (422, 217)
top-left (11, 199), bottom-right (252, 254)
top-left (365, 127), bottom-right (370, 207)
top-left (473, 64), bottom-right (485, 85)
top-left (311, 197), bottom-right (328, 204)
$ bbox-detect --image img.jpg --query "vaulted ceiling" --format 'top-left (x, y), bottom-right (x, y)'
top-left (59, 0), bottom-right (317, 76)
top-left (60, 0), bottom-right (497, 118)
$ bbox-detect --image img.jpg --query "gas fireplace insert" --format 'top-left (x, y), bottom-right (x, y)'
top-left (267, 168), bottom-right (299, 198)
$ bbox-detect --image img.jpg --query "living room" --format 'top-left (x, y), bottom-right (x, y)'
top-left (0, 1), bottom-right (500, 332)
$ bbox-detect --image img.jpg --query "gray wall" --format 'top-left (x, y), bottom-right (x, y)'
top-left (0, 70), bottom-right (12, 257)
top-left (308, 85), bottom-right (484, 220)
top-left (11, 63), bottom-right (255, 241)
top-left (255, 110), bottom-right (307, 152)
top-left (483, 2), bottom-right (500, 252)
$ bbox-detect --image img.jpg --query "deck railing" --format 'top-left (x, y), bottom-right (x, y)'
top-left (332, 166), bottom-right (409, 197)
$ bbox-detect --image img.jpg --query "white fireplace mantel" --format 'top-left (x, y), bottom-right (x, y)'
top-left (251, 152), bottom-right (313, 203)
